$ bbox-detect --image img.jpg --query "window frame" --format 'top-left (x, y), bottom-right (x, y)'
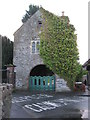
top-left (31, 39), bottom-right (40, 54)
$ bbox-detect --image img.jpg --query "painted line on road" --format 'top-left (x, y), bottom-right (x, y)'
top-left (12, 94), bottom-right (53, 103)
top-left (24, 97), bottom-right (84, 113)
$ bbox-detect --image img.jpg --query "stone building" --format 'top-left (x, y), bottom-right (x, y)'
top-left (13, 8), bottom-right (70, 92)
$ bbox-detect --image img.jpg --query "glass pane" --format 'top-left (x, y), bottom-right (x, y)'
top-left (36, 41), bottom-right (40, 52)
top-left (32, 42), bottom-right (35, 53)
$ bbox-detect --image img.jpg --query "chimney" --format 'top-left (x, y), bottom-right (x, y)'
top-left (62, 11), bottom-right (64, 16)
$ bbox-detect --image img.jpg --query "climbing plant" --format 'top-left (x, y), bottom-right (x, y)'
top-left (39, 8), bottom-right (80, 88)
top-left (75, 64), bottom-right (88, 82)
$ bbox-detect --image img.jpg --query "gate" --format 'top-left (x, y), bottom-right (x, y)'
top-left (29, 76), bottom-right (55, 91)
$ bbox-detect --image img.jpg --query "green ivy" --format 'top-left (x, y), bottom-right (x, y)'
top-left (39, 8), bottom-right (80, 88)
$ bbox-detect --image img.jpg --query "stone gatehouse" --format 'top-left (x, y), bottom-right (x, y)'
top-left (13, 8), bottom-right (70, 92)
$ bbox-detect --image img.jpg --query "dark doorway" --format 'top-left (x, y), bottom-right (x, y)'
top-left (30, 65), bottom-right (54, 76)
top-left (29, 65), bottom-right (55, 91)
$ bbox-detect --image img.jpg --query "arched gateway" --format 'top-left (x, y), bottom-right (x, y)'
top-left (29, 65), bottom-right (55, 91)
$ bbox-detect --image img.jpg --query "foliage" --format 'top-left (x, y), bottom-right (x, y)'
top-left (39, 8), bottom-right (80, 88)
top-left (75, 64), bottom-right (88, 82)
top-left (22, 4), bottom-right (39, 23)
top-left (2, 36), bottom-right (13, 69)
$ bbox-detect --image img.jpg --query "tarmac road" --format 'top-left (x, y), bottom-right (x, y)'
top-left (10, 90), bottom-right (89, 119)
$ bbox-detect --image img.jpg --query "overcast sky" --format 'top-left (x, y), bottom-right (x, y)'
top-left (0, 0), bottom-right (89, 64)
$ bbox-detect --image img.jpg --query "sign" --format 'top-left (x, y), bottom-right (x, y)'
top-left (56, 79), bottom-right (70, 91)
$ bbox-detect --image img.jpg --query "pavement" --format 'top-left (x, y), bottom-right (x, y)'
top-left (10, 89), bottom-right (90, 119)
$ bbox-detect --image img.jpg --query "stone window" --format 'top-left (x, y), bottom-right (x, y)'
top-left (37, 20), bottom-right (42, 29)
top-left (31, 40), bottom-right (40, 54)
top-left (38, 21), bottom-right (42, 26)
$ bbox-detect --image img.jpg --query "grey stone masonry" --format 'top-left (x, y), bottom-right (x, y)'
top-left (55, 74), bottom-right (70, 92)
top-left (0, 83), bottom-right (13, 119)
top-left (13, 10), bottom-right (43, 89)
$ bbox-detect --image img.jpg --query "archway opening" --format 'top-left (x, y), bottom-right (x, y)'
top-left (30, 64), bottom-right (54, 76)
top-left (29, 65), bottom-right (55, 91)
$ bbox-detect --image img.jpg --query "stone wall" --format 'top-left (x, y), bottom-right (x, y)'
top-left (0, 83), bottom-right (13, 119)
top-left (55, 74), bottom-right (71, 92)
top-left (13, 10), bottom-right (43, 89)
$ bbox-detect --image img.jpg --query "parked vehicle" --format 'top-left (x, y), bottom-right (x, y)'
top-left (74, 82), bottom-right (85, 92)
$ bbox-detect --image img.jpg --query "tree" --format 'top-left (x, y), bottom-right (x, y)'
top-left (22, 4), bottom-right (39, 23)
top-left (39, 8), bottom-right (80, 88)
top-left (75, 64), bottom-right (88, 82)
top-left (2, 36), bottom-right (13, 69)
top-left (0, 35), bottom-right (13, 81)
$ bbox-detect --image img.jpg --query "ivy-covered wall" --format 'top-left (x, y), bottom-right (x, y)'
top-left (39, 8), bottom-right (80, 88)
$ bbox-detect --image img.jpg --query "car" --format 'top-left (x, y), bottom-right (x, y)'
top-left (74, 82), bottom-right (85, 92)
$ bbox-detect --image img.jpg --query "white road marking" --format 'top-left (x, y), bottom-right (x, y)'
top-left (12, 94), bottom-right (53, 103)
top-left (12, 94), bottom-right (87, 114)
top-left (24, 97), bottom-right (84, 112)
top-left (24, 104), bottom-right (43, 112)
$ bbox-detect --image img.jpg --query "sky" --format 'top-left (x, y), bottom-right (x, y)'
top-left (0, 0), bottom-right (89, 64)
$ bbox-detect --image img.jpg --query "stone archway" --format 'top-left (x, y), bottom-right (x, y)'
top-left (29, 64), bottom-right (55, 91)
top-left (30, 64), bottom-right (54, 76)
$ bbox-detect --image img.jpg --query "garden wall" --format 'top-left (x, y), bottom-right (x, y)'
top-left (0, 83), bottom-right (13, 119)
